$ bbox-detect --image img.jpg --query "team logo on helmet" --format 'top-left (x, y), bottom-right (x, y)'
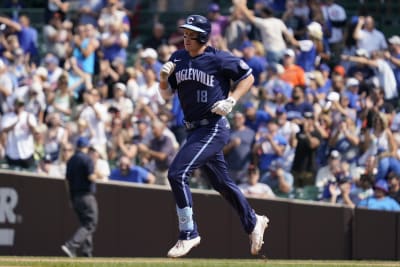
top-left (187, 16), bottom-right (194, 24)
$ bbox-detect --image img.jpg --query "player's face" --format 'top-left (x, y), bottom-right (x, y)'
top-left (183, 29), bottom-right (203, 53)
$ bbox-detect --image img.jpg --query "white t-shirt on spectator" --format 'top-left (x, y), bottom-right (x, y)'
top-left (1, 111), bottom-right (37, 160)
top-left (253, 17), bottom-right (289, 52)
top-left (376, 59), bottom-right (398, 100)
top-left (357, 29), bottom-right (388, 54)
top-left (79, 103), bottom-right (108, 146)
top-left (238, 182), bottom-right (276, 198)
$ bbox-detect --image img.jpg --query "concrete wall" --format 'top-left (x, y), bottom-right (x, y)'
top-left (0, 171), bottom-right (398, 259)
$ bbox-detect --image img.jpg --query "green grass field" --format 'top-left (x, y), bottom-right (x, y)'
top-left (0, 257), bottom-right (399, 267)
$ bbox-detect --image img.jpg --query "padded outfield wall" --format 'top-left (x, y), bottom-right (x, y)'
top-left (0, 171), bottom-right (398, 260)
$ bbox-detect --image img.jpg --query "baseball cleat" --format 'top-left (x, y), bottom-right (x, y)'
top-left (61, 244), bottom-right (76, 258)
top-left (167, 236), bottom-right (201, 258)
top-left (249, 214), bottom-right (269, 255)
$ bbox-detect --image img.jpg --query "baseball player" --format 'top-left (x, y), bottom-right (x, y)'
top-left (158, 14), bottom-right (269, 258)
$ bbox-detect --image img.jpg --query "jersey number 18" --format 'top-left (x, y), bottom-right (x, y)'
top-left (196, 90), bottom-right (208, 103)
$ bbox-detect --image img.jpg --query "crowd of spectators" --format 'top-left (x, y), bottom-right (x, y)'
top-left (0, 0), bottom-right (400, 212)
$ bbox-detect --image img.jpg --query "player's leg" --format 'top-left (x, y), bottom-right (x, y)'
top-left (167, 120), bottom-right (228, 257)
top-left (202, 152), bottom-right (269, 255)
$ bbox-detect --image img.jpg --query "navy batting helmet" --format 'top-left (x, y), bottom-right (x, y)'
top-left (179, 15), bottom-right (211, 44)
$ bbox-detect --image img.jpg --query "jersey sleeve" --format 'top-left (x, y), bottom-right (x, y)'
top-left (219, 51), bottom-right (252, 84)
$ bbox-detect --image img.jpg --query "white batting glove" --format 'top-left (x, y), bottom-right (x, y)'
top-left (160, 61), bottom-right (175, 81)
top-left (211, 97), bottom-right (237, 116)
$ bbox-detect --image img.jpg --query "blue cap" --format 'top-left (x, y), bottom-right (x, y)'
top-left (273, 86), bottom-right (284, 94)
top-left (76, 136), bottom-right (90, 148)
top-left (374, 179), bottom-right (389, 193)
top-left (240, 40), bottom-right (254, 51)
top-left (243, 101), bottom-right (254, 109)
top-left (319, 63), bottom-right (330, 72)
top-left (276, 106), bottom-right (286, 114)
top-left (208, 3), bottom-right (220, 12)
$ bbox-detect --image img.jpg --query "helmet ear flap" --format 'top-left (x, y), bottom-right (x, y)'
top-left (197, 32), bottom-right (208, 44)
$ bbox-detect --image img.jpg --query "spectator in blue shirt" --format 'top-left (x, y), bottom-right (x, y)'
top-left (358, 180), bottom-right (400, 212)
top-left (243, 102), bottom-right (271, 132)
top-left (240, 40), bottom-right (266, 86)
top-left (109, 156), bottom-right (155, 184)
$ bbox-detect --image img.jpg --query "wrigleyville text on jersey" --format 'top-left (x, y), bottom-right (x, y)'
top-left (175, 68), bottom-right (215, 87)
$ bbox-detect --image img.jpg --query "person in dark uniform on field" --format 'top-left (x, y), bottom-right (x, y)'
top-left (158, 14), bottom-right (269, 258)
top-left (61, 136), bottom-right (98, 258)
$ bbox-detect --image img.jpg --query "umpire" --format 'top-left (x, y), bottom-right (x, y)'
top-left (62, 136), bottom-right (98, 258)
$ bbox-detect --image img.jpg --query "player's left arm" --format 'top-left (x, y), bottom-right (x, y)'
top-left (229, 74), bottom-right (254, 102)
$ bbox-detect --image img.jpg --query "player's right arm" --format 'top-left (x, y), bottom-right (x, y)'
top-left (158, 61), bottom-right (176, 100)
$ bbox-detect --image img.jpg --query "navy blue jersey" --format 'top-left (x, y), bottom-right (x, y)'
top-left (168, 46), bottom-right (252, 122)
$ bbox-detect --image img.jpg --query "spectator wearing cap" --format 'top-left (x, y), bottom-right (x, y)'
top-left (317, 64), bottom-right (332, 96)
top-left (238, 165), bottom-right (275, 199)
top-left (223, 111), bottom-right (256, 184)
top-left (261, 63), bottom-right (292, 102)
top-left (240, 40), bottom-right (266, 86)
top-left (143, 22), bottom-right (168, 50)
top-left (243, 101), bottom-right (271, 132)
top-left (207, 3), bottom-right (229, 41)
top-left (89, 145), bottom-right (110, 182)
top-left (357, 179), bottom-right (400, 211)
top-left (42, 53), bottom-right (63, 86)
top-left (327, 173), bottom-right (356, 207)
top-left (276, 105), bottom-right (300, 166)
top-left (101, 20), bottom-right (129, 63)
top-left (62, 136), bottom-right (98, 257)
top-left (233, 1), bottom-right (298, 65)
top-left (296, 21), bottom-right (324, 73)
top-left (109, 155), bottom-right (155, 184)
top-left (344, 77), bottom-right (361, 111)
top-left (139, 47), bottom-right (162, 81)
top-left (260, 159), bottom-right (293, 198)
top-left (281, 48), bottom-right (306, 87)
top-left (353, 16), bottom-right (387, 54)
top-left (0, 96), bottom-right (37, 170)
top-left (106, 83), bottom-right (133, 121)
top-left (346, 49), bottom-right (374, 82)
top-left (291, 110), bottom-right (322, 187)
top-left (253, 118), bottom-right (287, 176)
top-left (315, 150), bottom-right (344, 191)
top-left (387, 173), bottom-right (400, 204)
top-left (343, 49), bottom-right (398, 106)
top-left (385, 35), bottom-right (400, 91)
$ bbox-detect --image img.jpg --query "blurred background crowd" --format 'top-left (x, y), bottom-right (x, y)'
top-left (0, 0), bottom-right (399, 211)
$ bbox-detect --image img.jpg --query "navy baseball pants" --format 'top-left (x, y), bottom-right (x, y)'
top-left (168, 117), bottom-right (256, 240)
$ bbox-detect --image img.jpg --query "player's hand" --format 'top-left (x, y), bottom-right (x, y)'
top-left (160, 61), bottom-right (175, 82)
top-left (211, 97), bottom-right (236, 116)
